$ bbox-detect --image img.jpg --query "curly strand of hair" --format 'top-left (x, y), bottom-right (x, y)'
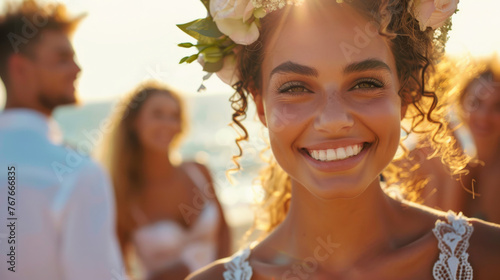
top-left (227, 81), bottom-right (250, 178)
top-left (420, 62), bottom-right (441, 127)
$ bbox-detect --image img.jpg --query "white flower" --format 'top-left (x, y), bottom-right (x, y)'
top-left (216, 53), bottom-right (239, 85)
top-left (196, 52), bottom-right (239, 86)
top-left (414, 0), bottom-right (459, 31)
top-left (210, 0), bottom-right (260, 45)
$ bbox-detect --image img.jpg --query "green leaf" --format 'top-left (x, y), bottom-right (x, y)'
top-left (178, 42), bottom-right (194, 48)
top-left (222, 43), bottom-right (236, 54)
top-left (201, 0), bottom-right (210, 12)
top-left (177, 18), bottom-right (223, 41)
top-left (187, 18), bottom-right (224, 38)
top-left (177, 19), bottom-right (204, 40)
top-left (194, 36), bottom-right (220, 51)
top-left (179, 56), bottom-right (190, 64)
top-left (202, 46), bottom-right (224, 63)
top-left (186, 54), bottom-right (199, 63)
top-left (203, 59), bottom-right (224, 73)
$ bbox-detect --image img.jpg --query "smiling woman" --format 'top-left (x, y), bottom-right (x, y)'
top-left (178, 0), bottom-right (500, 279)
top-left (98, 81), bottom-right (231, 280)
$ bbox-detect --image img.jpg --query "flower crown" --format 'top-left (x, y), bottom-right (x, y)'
top-left (178, 0), bottom-right (458, 90)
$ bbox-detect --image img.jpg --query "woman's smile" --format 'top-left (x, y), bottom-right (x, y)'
top-left (299, 141), bottom-right (371, 173)
top-left (304, 142), bottom-right (365, 161)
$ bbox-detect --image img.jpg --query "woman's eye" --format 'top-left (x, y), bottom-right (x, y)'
top-left (352, 79), bottom-right (384, 90)
top-left (284, 86), bottom-right (309, 93)
top-left (278, 81), bottom-right (312, 94)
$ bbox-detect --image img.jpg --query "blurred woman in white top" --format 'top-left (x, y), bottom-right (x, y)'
top-left (99, 81), bottom-right (230, 280)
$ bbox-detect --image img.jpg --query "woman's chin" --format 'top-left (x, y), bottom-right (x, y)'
top-left (313, 187), bottom-right (368, 201)
top-left (297, 177), bottom-right (374, 201)
top-left (144, 143), bottom-right (171, 154)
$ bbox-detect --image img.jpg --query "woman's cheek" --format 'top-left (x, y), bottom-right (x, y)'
top-left (356, 95), bottom-right (401, 119)
top-left (266, 102), bottom-right (312, 133)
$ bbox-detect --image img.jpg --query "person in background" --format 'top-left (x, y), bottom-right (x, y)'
top-left (457, 56), bottom-right (500, 223)
top-left (99, 81), bottom-right (230, 280)
top-left (395, 55), bottom-right (500, 224)
top-left (0, 1), bottom-right (124, 280)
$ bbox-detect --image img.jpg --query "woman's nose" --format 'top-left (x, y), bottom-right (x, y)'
top-left (313, 93), bottom-right (354, 134)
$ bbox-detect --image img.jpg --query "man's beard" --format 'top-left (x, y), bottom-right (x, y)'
top-left (38, 90), bottom-right (77, 111)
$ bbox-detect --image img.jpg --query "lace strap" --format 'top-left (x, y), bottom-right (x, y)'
top-left (432, 211), bottom-right (474, 280)
top-left (223, 247), bottom-right (253, 280)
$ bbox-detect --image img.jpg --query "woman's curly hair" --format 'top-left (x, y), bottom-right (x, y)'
top-left (226, 0), bottom-right (467, 235)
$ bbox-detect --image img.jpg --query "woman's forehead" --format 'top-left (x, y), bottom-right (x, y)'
top-left (467, 77), bottom-right (500, 98)
top-left (261, 2), bottom-right (394, 78)
top-left (142, 92), bottom-right (180, 110)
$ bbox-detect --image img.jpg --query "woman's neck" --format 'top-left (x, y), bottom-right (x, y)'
top-left (476, 142), bottom-right (500, 165)
top-left (140, 149), bottom-right (174, 182)
top-left (272, 178), bottom-right (409, 271)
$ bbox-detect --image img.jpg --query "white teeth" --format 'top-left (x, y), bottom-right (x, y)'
top-left (346, 146), bottom-right (354, 157)
top-left (336, 148), bottom-right (347, 160)
top-left (327, 149), bottom-right (336, 161)
top-left (308, 144), bottom-right (363, 162)
top-left (312, 150), bottom-right (319, 159)
top-left (319, 150), bottom-right (327, 161)
top-left (353, 145), bottom-right (359, 154)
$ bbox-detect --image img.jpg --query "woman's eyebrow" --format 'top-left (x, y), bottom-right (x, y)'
top-left (343, 59), bottom-right (391, 74)
top-left (270, 61), bottom-right (319, 78)
top-left (270, 59), bottom-right (391, 79)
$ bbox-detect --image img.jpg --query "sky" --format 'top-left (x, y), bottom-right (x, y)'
top-left (0, 0), bottom-right (499, 106)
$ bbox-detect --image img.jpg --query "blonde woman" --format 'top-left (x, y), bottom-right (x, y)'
top-left (457, 57), bottom-right (500, 223)
top-left (407, 56), bottom-right (500, 223)
top-left (100, 81), bottom-right (230, 279)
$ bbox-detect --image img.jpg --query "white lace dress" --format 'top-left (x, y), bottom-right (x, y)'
top-left (223, 211), bottom-right (473, 280)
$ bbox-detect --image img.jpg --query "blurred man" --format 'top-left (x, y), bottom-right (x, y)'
top-left (0, 1), bottom-right (124, 279)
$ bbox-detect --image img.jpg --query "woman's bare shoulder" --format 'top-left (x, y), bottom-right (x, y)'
top-left (470, 217), bottom-right (500, 237)
top-left (188, 247), bottom-right (253, 280)
top-left (468, 218), bottom-right (500, 276)
top-left (184, 161), bottom-right (213, 181)
top-left (186, 258), bottom-right (229, 280)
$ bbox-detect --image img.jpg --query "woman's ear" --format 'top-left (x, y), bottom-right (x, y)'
top-left (251, 90), bottom-right (267, 127)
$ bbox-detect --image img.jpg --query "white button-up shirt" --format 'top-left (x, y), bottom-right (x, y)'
top-left (0, 109), bottom-right (125, 280)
